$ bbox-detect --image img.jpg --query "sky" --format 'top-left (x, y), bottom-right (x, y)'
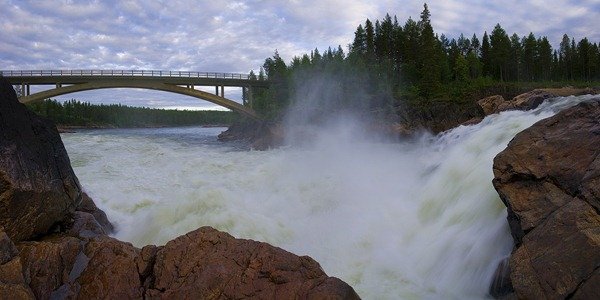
top-left (1, 0), bottom-right (599, 110)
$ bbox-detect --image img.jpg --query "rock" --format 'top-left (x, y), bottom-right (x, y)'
top-left (0, 77), bottom-right (82, 242)
top-left (66, 211), bottom-right (107, 239)
top-left (146, 226), bottom-right (359, 299)
top-left (478, 90), bottom-right (555, 116)
top-left (0, 229), bottom-right (35, 299)
top-left (13, 227), bottom-right (358, 299)
top-left (219, 121), bottom-right (284, 150)
top-left (17, 236), bottom-right (83, 298)
top-left (251, 123), bottom-right (284, 150)
top-left (488, 257), bottom-right (514, 298)
top-left (492, 99), bottom-right (600, 298)
top-left (76, 236), bottom-right (143, 299)
top-left (0, 229), bottom-right (18, 265)
top-left (509, 89), bottom-right (555, 111)
top-left (477, 95), bottom-right (506, 115)
top-left (77, 192), bottom-right (114, 233)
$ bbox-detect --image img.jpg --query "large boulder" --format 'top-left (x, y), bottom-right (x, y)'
top-left (478, 90), bottom-right (556, 116)
top-left (14, 227), bottom-right (359, 299)
top-left (146, 226), bottom-right (359, 299)
top-left (0, 77), bottom-right (82, 242)
top-left (491, 99), bottom-right (600, 298)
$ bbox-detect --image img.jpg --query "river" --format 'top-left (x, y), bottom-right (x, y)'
top-left (61, 95), bottom-right (594, 299)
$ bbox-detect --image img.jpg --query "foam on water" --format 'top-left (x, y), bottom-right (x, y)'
top-left (61, 95), bottom-right (595, 299)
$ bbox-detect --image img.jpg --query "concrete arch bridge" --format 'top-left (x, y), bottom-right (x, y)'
top-left (1, 70), bottom-right (269, 120)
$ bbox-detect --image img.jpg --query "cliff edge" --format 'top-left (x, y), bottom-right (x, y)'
top-left (491, 98), bottom-right (600, 299)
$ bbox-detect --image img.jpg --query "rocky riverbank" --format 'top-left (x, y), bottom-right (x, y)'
top-left (0, 77), bottom-right (359, 299)
top-left (221, 86), bottom-right (598, 150)
top-left (489, 98), bottom-right (600, 298)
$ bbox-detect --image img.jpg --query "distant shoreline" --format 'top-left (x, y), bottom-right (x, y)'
top-left (57, 124), bottom-right (230, 133)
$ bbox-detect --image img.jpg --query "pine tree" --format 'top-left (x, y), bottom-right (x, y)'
top-left (402, 17), bottom-right (420, 83)
top-left (481, 32), bottom-right (491, 77)
top-left (471, 33), bottom-right (481, 56)
top-left (559, 34), bottom-right (572, 80)
top-left (509, 33), bottom-right (522, 81)
top-left (365, 19), bottom-right (376, 60)
top-left (490, 24), bottom-right (511, 81)
top-left (350, 24), bottom-right (367, 57)
top-left (454, 54), bottom-right (469, 82)
top-left (521, 33), bottom-right (537, 81)
top-left (416, 3), bottom-right (441, 97)
top-left (537, 37), bottom-right (553, 80)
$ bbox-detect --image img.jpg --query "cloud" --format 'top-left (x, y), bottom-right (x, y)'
top-left (2, 0), bottom-right (599, 109)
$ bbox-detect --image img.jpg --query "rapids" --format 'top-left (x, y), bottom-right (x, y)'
top-left (61, 95), bottom-right (595, 299)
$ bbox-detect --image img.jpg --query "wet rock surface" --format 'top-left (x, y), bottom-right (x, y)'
top-left (491, 99), bottom-right (600, 299)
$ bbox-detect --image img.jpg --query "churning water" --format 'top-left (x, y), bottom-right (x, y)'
top-left (61, 95), bottom-right (595, 299)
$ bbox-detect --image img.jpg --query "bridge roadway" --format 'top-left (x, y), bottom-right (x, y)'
top-left (0, 70), bottom-right (269, 120)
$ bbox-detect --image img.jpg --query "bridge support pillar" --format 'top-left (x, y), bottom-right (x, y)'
top-left (21, 83), bottom-right (30, 96)
top-left (214, 85), bottom-right (225, 97)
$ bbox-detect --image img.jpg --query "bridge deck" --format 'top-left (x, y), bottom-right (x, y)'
top-left (1, 70), bottom-right (269, 87)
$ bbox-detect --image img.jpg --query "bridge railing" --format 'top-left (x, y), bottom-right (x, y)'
top-left (0, 70), bottom-right (259, 80)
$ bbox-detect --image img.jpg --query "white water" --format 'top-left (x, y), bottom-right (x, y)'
top-left (61, 95), bottom-right (595, 299)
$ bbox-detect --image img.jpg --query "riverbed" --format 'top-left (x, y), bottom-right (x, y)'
top-left (61, 95), bottom-right (594, 299)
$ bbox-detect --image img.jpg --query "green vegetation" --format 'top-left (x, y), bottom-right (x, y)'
top-left (251, 3), bottom-right (600, 130)
top-left (27, 99), bottom-right (239, 128)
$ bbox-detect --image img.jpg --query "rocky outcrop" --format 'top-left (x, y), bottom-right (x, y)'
top-left (0, 78), bottom-right (359, 299)
top-left (0, 78), bottom-right (82, 242)
top-left (146, 227), bottom-right (358, 299)
top-left (478, 88), bottom-right (598, 116)
top-left (11, 226), bottom-right (360, 299)
top-left (491, 99), bottom-right (600, 298)
top-left (218, 120), bottom-right (284, 150)
top-left (477, 95), bottom-right (506, 115)
top-left (477, 90), bottom-right (555, 116)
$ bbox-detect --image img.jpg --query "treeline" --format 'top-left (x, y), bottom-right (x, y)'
top-left (27, 99), bottom-right (239, 128)
top-left (251, 4), bottom-right (600, 129)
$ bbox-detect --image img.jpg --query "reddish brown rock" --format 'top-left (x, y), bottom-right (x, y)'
top-left (0, 229), bottom-right (34, 299)
top-left (508, 89), bottom-right (556, 111)
top-left (76, 236), bottom-right (143, 299)
top-left (491, 99), bottom-right (600, 298)
top-left (146, 227), bottom-right (359, 299)
top-left (17, 236), bottom-right (82, 299)
top-left (477, 89), bottom-right (581, 116)
top-left (11, 227), bottom-right (358, 299)
top-left (477, 95), bottom-right (506, 115)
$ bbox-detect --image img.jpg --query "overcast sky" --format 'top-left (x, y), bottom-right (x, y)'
top-left (1, 0), bottom-right (599, 110)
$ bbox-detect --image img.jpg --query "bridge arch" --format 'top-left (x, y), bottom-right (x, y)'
top-left (18, 81), bottom-right (260, 120)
